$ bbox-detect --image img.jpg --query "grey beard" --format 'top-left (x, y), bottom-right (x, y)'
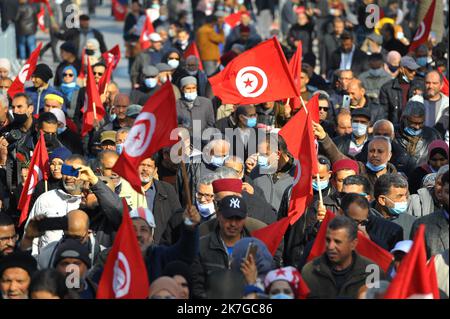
top-left (63, 180), bottom-right (82, 194)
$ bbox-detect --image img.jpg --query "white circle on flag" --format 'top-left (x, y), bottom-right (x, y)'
top-left (124, 112), bottom-right (156, 158)
top-left (292, 159), bottom-right (301, 187)
top-left (235, 66), bottom-right (268, 98)
top-left (113, 252), bottom-right (131, 298)
top-left (413, 22), bottom-right (426, 41)
top-left (27, 165), bottom-right (42, 195)
top-left (18, 64), bottom-right (30, 84)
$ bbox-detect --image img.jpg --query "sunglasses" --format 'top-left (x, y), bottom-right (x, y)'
top-left (319, 107), bottom-right (329, 111)
top-left (94, 72), bottom-right (104, 76)
top-left (63, 73), bottom-right (74, 77)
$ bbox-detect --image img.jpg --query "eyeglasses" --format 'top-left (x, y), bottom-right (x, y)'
top-left (319, 107), bottom-right (329, 111)
top-left (93, 72), bottom-right (104, 76)
top-left (0, 234), bottom-right (19, 243)
top-left (196, 192), bottom-right (214, 200)
top-left (63, 73), bottom-right (74, 77)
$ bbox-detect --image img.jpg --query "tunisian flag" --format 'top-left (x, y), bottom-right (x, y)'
top-left (384, 225), bottom-right (440, 299)
top-left (37, 6), bottom-right (46, 32)
top-left (112, 82), bottom-right (178, 194)
top-left (184, 42), bottom-right (204, 71)
top-left (287, 43), bottom-right (302, 110)
top-left (251, 216), bottom-right (292, 256)
top-left (81, 59), bottom-right (106, 137)
top-left (98, 45), bottom-right (121, 94)
top-left (112, 0), bottom-right (128, 21)
top-left (139, 15), bottom-right (155, 51)
top-left (279, 107), bottom-right (319, 225)
top-left (306, 211), bottom-right (394, 273)
top-left (7, 43), bottom-right (42, 99)
top-left (97, 199), bottom-right (149, 299)
top-left (18, 134), bottom-right (49, 226)
top-left (409, 0), bottom-right (436, 52)
top-left (209, 37), bottom-right (299, 105)
top-left (438, 68), bottom-right (449, 96)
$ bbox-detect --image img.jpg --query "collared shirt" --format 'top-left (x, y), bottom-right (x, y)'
top-left (145, 183), bottom-right (156, 211)
top-left (340, 46), bottom-right (355, 70)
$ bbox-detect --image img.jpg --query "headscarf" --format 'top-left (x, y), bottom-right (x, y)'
top-left (59, 65), bottom-right (79, 102)
top-left (149, 276), bottom-right (183, 299)
top-left (230, 237), bottom-right (274, 278)
top-left (86, 38), bottom-right (102, 60)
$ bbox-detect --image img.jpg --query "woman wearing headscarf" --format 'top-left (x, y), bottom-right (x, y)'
top-left (409, 140), bottom-right (449, 194)
top-left (85, 38), bottom-right (102, 66)
top-left (57, 65), bottom-right (80, 119)
top-left (148, 276), bottom-right (183, 299)
top-left (264, 266), bottom-right (308, 299)
top-left (162, 261), bottom-right (193, 299)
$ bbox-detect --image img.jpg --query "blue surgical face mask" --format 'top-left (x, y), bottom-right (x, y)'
top-left (144, 78), bottom-right (158, 88)
top-left (116, 143), bottom-right (123, 155)
top-left (196, 201), bottom-right (215, 218)
top-left (184, 92), bottom-right (197, 101)
top-left (312, 179), bottom-right (329, 191)
top-left (258, 155), bottom-right (269, 168)
top-left (401, 74), bottom-right (410, 83)
top-left (385, 197), bottom-right (408, 215)
top-left (246, 117), bottom-right (257, 128)
top-left (57, 127), bottom-right (66, 134)
top-left (416, 57), bottom-right (428, 67)
top-left (167, 59), bottom-right (180, 69)
top-left (388, 64), bottom-right (399, 73)
top-left (270, 293), bottom-right (294, 300)
top-left (352, 122), bottom-right (368, 137)
top-left (366, 162), bottom-right (387, 172)
top-left (210, 155), bottom-right (227, 167)
top-left (404, 126), bottom-right (422, 136)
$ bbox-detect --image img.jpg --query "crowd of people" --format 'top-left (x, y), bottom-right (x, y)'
top-left (0, 0), bottom-right (448, 300)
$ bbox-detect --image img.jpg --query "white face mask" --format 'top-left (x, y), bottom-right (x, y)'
top-left (196, 201), bottom-right (215, 218)
top-left (167, 59), bottom-right (180, 69)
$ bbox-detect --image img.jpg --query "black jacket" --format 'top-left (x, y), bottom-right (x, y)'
top-left (328, 47), bottom-right (369, 76)
top-left (287, 22), bottom-right (315, 55)
top-left (379, 77), bottom-right (413, 124)
top-left (364, 214), bottom-right (404, 251)
top-left (191, 224), bottom-right (253, 299)
top-left (58, 128), bottom-right (83, 155)
top-left (15, 3), bottom-right (37, 36)
top-left (332, 134), bottom-right (369, 159)
top-left (130, 85), bottom-right (160, 105)
top-left (55, 28), bottom-right (107, 56)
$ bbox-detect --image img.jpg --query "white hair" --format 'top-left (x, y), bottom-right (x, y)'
top-left (369, 136), bottom-right (392, 153)
top-left (0, 94), bottom-right (8, 109)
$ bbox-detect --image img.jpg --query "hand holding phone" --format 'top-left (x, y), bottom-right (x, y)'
top-left (37, 216), bottom-right (68, 232)
top-left (245, 241), bottom-right (258, 262)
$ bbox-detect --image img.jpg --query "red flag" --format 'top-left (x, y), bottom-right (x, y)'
top-left (139, 15), bottom-right (155, 51)
top-left (7, 43), bottom-right (42, 99)
top-left (438, 68), bottom-right (449, 96)
top-left (306, 211), bottom-right (393, 273)
top-left (79, 48), bottom-right (86, 80)
top-left (17, 134), bottom-right (49, 226)
top-left (384, 225), bottom-right (438, 299)
top-left (287, 43), bottom-right (302, 109)
top-left (224, 11), bottom-right (247, 28)
top-left (37, 6), bottom-right (46, 32)
top-left (296, 273), bottom-right (310, 299)
top-left (112, 0), bottom-right (128, 21)
top-left (209, 37), bottom-right (299, 104)
top-left (409, 0), bottom-right (436, 52)
top-left (279, 108), bottom-right (319, 225)
top-left (307, 211), bottom-right (335, 262)
top-left (251, 216), bottom-right (291, 256)
top-left (305, 94), bottom-right (320, 124)
top-left (98, 61), bottom-right (114, 96)
top-left (184, 42), bottom-right (204, 71)
top-left (102, 45), bottom-right (121, 70)
top-left (30, 0), bottom-right (53, 17)
top-left (112, 82), bottom-right (178, 194)
top-left (355, 231), bottom-right (393, 273)
top-left (97, 199), bottom-right (149, 299)
top-left (81, 59), bottom-right (106, 137)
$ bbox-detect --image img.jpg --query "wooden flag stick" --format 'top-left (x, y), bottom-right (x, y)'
top-left (93, 102), bottom-right (98, 121)
top-left (44, 180), bottom-right (48, 193)
top-left (180, 160), bottom-right (192, 209)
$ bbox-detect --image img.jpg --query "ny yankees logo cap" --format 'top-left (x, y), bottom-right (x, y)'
top-left (218, 195), bottom-right (247, 219)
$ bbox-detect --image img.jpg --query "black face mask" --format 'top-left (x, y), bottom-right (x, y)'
top-left (11, 113), bottom-right (29, 128)
top-left (44, 133), bottom-right (58, 148)
top-left (85, 49), bottom-right (95, 56)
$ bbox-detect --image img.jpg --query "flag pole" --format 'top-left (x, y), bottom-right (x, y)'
top-left (300, 95), bottom-right (324, 208)
top-left (178, 147), bottom-right (192, 209)
top-left (93, 102), bottom-right (98, 121)
top-left (44, 180), bottom-right (48, 192)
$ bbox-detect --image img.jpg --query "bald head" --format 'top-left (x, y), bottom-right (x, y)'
top-left (386, 51), bottom-right (401, 66)
top-left (114, 94), bottom-right (130, 120)
top-left (67, 210), bottom-right (89, 236)
top-left (210, 139), bottom-right (230, 157)
top-left (99, 150), bottom-right (119, 176)
top-left (373, 120), bottom-right (395, 140)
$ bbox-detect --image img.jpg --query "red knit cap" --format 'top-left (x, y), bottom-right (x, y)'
top-left (212, 178), bottom-right (243, 194)
top-left (332, 159), bottom-right (359, 174)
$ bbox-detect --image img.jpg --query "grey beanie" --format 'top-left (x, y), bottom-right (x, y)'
top-left (180, 76), bottom-right (197, 88)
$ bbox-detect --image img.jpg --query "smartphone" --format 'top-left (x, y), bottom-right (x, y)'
top-left (37, 217), bottom-right (68, 232)
top-left (61, 164), bottom-right (80, 177)
top-left (342, 95), bottom-right (351, 108)
top-left (245, 241), bottom-right (258, 262)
